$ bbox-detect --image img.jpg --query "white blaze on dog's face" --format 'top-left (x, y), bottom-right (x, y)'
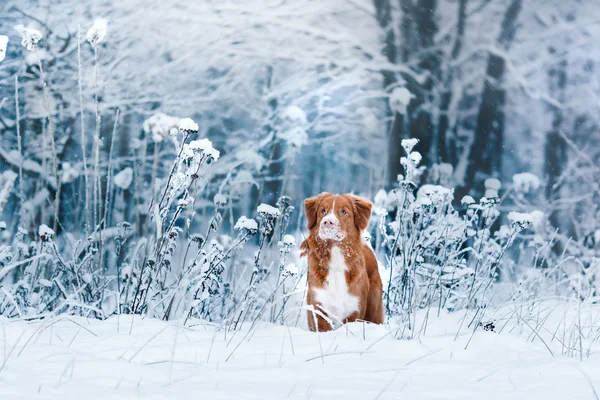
top-left (304, 193), bottom-right (373, 244)
top-left (318, 199), bottom-right (346, 241)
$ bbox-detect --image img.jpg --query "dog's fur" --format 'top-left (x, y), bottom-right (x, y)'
top-left (301, 192), bottom-right (384, 332)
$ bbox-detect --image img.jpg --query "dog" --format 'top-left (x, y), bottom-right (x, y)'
top-left (300, 192), bottom-right (384, 332)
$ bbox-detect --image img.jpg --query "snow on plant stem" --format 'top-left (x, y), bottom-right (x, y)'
top-left (113, 168), bottom-right (133, 190)
top-left (257, 204), bottom-right (281, 217)
top-left (401, 138), bottom-right (419, 154)
top-left (15, 25), bottom-right (42, 51)
top-left (86, 19), bottom-right (108, 47)
top-left (183, 139), bottom-right (220, 161)
top-left (508, 211), bottom-right (533, 231)
top-left (0, 35), bottom-right (8, 62)
top-left (234, 216), bottom-right (258, 233)
top-left (38, 224), bottom-right (54, 241)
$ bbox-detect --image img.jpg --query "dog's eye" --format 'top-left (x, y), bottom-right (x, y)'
top-left (320, 208), bottom-right (327, 214)
top-left (340, 209), bottom-right (347, 215)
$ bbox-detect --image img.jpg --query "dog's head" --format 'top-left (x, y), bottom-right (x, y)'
top-left (304, 193), bottom-right (372, 243)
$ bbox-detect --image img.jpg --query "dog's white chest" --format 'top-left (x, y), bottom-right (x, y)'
top-left (313, 247), bottom-right (359, 325)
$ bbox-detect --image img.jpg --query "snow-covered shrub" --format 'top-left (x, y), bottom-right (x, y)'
top-left (0, 114), bottom-right (301, 324)
top-left (378, 141), bottom-right (524, 330)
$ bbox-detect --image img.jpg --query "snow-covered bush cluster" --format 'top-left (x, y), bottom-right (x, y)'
top-left (0, 118), bottom-right (305, 323)
top-left (374, 140), bottom-right (600, 333)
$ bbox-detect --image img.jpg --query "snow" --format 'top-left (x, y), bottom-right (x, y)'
top-left (39, 278), bottom-right (53, 288)
top-left (389, 87), bottom-right (415, 114)
top-left (416, 184), bottom-right (454, 204)
top-left (283, 263), bottom-right (298, 276)
top-left (143, 112), bottom-right (179, 143)
top-left (416, 196), bottom-right (433, 207)
top-left (484, 177), bottom-right (502, 191)
top-left (38, 224), bottom-right (54, 239)
top-left (234, 216), bottom-right (258, 232)
top-left (213, 193), bottom-right (227, 206)
top-left (184, 139), bottom-right (220, 161)
top-left (280, 127), bottom-right (308, 148)
top-left (408, 151), bottom-right (422, 165)
top-left (485, 188), bottom-right (499, 198)
top-left (86, 18), bottom-right (108, 46)
top-left (461, 195), bottom-right (475, 205)
top-left (0, 35), bottom-right (8, 62)
top-left (401, 138), bottom-right (419, 153)
top-left (15, 25), bottom-right (43, 51)
top-left (60, 162), bottom-right (79, 184)
top-left (281, 105), bottom-right (307, 124)
top-left (257, 203), bottom-right (280, 217)
top-left (1, 305), bottom-right (599, 399)
top-left (235, 149), bottom-right (265, 170)
top-left (179, 117), bottom-right (199, 132)
top-left (512, 172), bottom-right (541, 193)
top-left (113, 167), bottom-right (133, 190)
top-left (484, 178), bottom-right (501, 198)
top-left (374, 189), bottom-right (391, 215)
top-left (281, 234), bottom-right (296, 246)
top-left (530, 210), bottom-right (545, 231)
top-left (508, 211), bottom-right (534, 230)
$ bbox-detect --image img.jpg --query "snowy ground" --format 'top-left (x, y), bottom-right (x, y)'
top-left (1, 305), bottom-right (600, 399)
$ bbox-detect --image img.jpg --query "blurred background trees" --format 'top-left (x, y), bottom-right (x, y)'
top-left (0, 0), bottom-right (599, 244)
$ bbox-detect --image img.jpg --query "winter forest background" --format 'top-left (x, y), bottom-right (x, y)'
top-left (0, 0), bottom-right (599, 334)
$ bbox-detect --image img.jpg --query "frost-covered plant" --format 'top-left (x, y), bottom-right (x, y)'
top-left (378, 141), bottom-right (519, 330)
top-left (0, 35), bottom-right (8, 62)
top-left (86, 19), bottom-right (108, 47)
top-left (15, 25), bottom-right (43, 51)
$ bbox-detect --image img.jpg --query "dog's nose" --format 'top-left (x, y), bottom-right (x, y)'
top-left (323, 219), bottom-right (337, 227)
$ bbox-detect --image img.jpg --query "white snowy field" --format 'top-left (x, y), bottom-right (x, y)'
top-left (1, 304), bottom-right (600, 400)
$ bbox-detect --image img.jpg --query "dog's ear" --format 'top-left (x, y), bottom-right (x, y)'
top-left (347, 195), bottom-right (372, 232)
top-left (304, 192), bottom-right (329, 230)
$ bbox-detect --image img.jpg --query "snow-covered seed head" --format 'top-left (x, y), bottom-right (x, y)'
top-left (114, 167), bottom-right (133, 190)
top-left (278, 234), bottom-right (296, 252)
top-left (257, 203), bottom-right (281, 219)
top-left (257, 204), bottom-right (281, 235)
top-left (507, 211), bottom-right (533, 232)
top-left (191, 235), bottom-right (205, 247)
top-left (408, 151), bottom-right (422, 166)
top-left (116, 221), bottom-right (132, 238)
top-left (0, 35), bottom-right (8, 62)
top-left (38, 224), bottom-right (54, 241)
top-left (512, 172), bottom-right (541, 194)
top-left (86, 19), bottom-right (108, 47)
top-left (485, 178), bottom-right (502, 191)
top-left (185, 139), bottom-right (220, 161)
top-left (389, 87), bottom-right (415, 115)
top-left (143, 113), bottom-right (179, 143)
top-left (179, 117), bottom-right (199, 134)
top-left (401, 138), bottom-right (419, 154)
top-left (234, 216), bottom-right (258, 236)
top-left (461, 195), bottom-right (475, 206)
top-left (15, 25), bottom-right (43, 51)
top-left (282, 263), bottom-right (298, 278)
top-left (214, 193), bottom-right (227, 207)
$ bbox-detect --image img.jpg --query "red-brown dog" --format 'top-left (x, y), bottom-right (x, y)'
top-left (301, 192), bottom-right (384, 332)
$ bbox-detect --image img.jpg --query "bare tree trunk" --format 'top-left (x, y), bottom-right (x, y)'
top-left (545, 52), bottom-right (570, 239)
top-left (374, 0), bottom-right (402, 188)
top-left (409, 0), bottom-right (439, 165)
top-left (463, 0), bottom-right (522, 194)
top-left (261, 66), bottom-right (282, 205)
top-left (436, 0), bottom-right (467, 165)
